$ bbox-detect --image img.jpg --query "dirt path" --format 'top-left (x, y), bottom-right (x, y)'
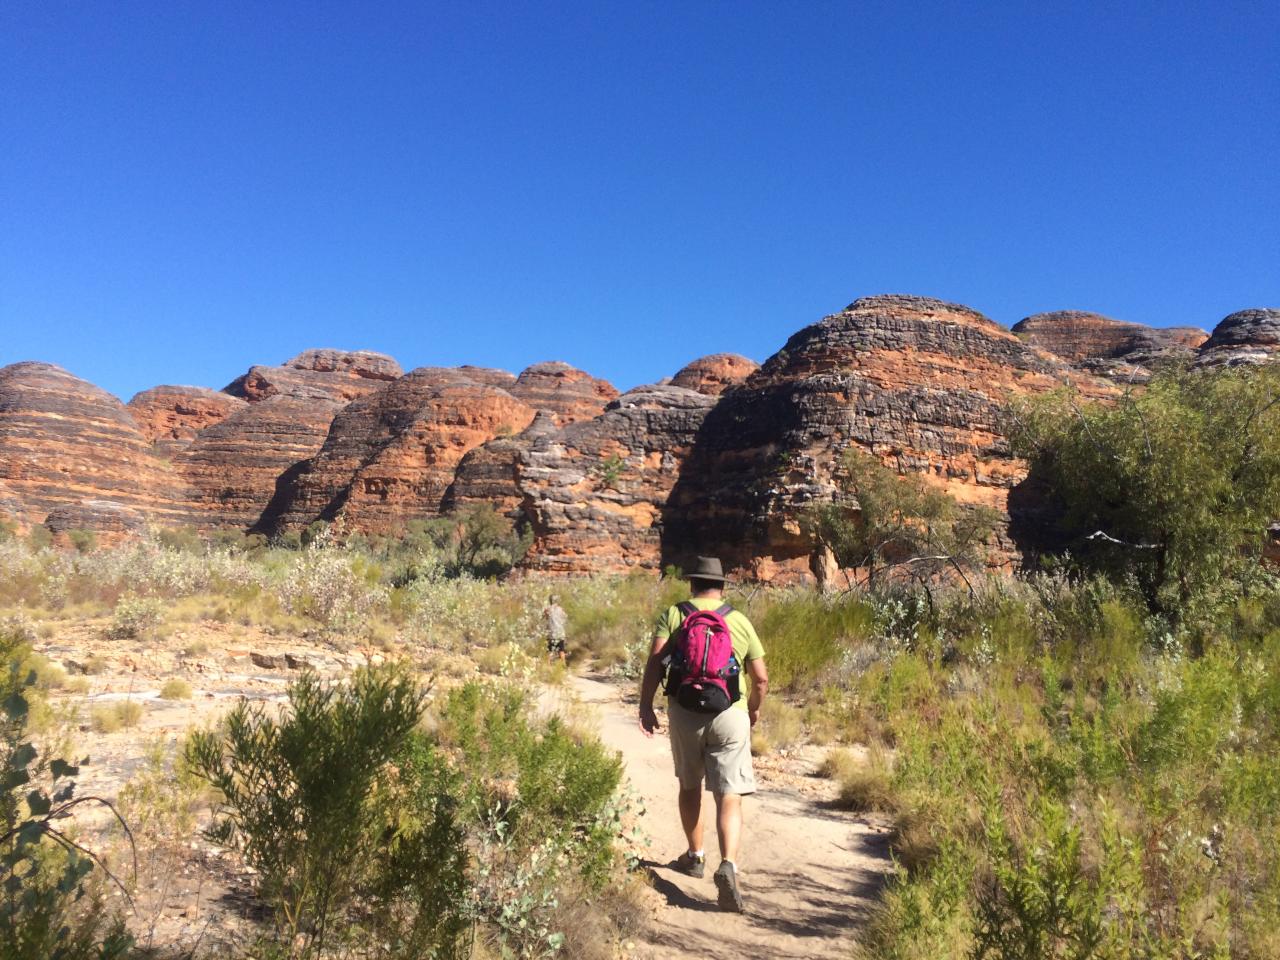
top-left (545, 674), bottom-right (894, 960)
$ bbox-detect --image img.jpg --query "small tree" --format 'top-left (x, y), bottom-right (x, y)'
top-left (1011, 364), bottom-right (1280, 618)
top-left (807, 449), bottom-right (999, 591)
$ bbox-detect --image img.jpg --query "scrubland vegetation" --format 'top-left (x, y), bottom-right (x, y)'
top-left (1, 365), bottom-right (1277, 958)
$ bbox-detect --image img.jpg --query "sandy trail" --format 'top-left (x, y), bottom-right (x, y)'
top-left (547, 674), bottom-right (893, 960)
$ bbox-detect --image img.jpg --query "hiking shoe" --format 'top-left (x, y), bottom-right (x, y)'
top-left (714, 861), bottom-right (745, 913)
top-left (673, 851), bottom-right (706, 878)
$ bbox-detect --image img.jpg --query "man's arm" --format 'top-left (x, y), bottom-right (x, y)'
top-left (746, 657), bottom-right (768, 727)
top-left (638, 634), bottom-right (669, 737)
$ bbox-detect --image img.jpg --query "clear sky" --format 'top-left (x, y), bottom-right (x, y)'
top-left (2, 1), bottom-right (1277, 402)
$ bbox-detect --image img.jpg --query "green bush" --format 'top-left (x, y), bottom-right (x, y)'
top-left (185, 665), bottom-right (462, 958)
top-left (0, 627), bottom-right (134, 960)
top-left (1012, 364), bottom-right (1280, 618)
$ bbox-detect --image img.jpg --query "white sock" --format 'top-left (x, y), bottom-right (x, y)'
top-left (690, 849), bottom-right (705, 858)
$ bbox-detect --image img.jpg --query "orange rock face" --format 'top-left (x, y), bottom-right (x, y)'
top-left (663, 295), bottom-right (1112, 581)
top-left (268, 368), bottom-right (537, 534)
top-left (224, 349), bottom-right (403, 403)
top-left (517, 386), bottom-right (716, 576)
top-left (670, 354), bottom-right (759, 396)
top-left (0, 362), bottom-right (187, 530)
top-left (443, 412), bottom-right (560, 519)
top-left (508, 362), bottom-right (618, 424)
top-left (1012, 311), bottom-right (1208, 382)
top-left (127, 386), bottom-right (246, 454)
top-left (174, 396), bottom-right (342, 530)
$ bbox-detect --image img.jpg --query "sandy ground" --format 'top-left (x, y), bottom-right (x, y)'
top-left (32, 616), bottom-right (893, 959)
top-left (545, 675), bottom-right (895, 960)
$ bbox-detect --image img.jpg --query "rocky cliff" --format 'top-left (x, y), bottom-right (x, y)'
top-left (127, 386), bottom-right (247, 454)
top-left (1196, 309), bottom-right (1280, 367)
top-left (663, 295), bottom-right (1109, 580)
top-left (0, 362), bottom-right (187, 533)
top-left (517, 385), bottom-right (716, 576)
top-left (175, 395), bottom-right (342, 530)
top-left (1012, 311), bottom-right (1208, 381)
top-left (267, 368), bottom-right (536, 533)
top-left (224, 349), bottom-right (403, 403)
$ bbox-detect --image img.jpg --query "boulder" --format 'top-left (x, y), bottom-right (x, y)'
top-left (267, 368), bottom-right (537, 533)
top-left (670, 354), bottom-right (760, 396)
top-left (508, 362), bottom-right (619, 424)
top-left (663, 295), bottom-right (1112, 581)
top-left (1195, 309), bottom-right (1280, 367)
top-left (224, 349), bottom-right (403, 403)
top-left (127, 385), bottom-right (246, 454)
top-left (517, 385), bottom-right (716, 576)
top-left (0, 362), bottom-right (186, 530)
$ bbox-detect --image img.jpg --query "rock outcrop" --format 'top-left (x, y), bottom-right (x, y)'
top-left (670, 354), bottom-right (760, 396)
top-left (267, 368), bottom-right (537, 533)
top-left (663, 295), bottom-right (1111, 581)
top-left (517, 385), bottom-right (717, 576)
top-left (0, 362), bottom-right (186, 529)
top-left (1196, 309), bottom-right (1280, 367)
top-left (1012, 311), bottom-right (1208, 381)
top-left (44, 500), bottom-right (149, 546)
top-left (507, 362), bottom-right (618, 424)
top-left (127, 386), bottom-right (247, 454)
top-left (224, 349), bottom-right (403, 403)
top-left (442, 412), bottom-right (559, 519)
top-left (174, 396), bottom-right (342, 530)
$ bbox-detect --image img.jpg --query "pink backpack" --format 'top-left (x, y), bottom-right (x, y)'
top-left (664, 602), bottom-right (742, 714)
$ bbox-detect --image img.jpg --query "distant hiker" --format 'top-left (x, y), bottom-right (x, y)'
top-left (543, 595), bottom-right (568, 664)
top-left (638, 556), bottom-right (768, 913)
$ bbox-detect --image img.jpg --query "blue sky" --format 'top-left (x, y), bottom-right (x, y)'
top-left (2, 1), bottom-right (1277, 402)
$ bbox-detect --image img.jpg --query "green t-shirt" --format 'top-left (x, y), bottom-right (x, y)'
top-left (654, 598), bottom-right (765, 712)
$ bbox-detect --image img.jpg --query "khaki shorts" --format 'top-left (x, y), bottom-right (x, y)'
top-left (667, 699), bottom-right (757, 795)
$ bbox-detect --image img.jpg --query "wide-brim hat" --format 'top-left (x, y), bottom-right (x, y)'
top-left (686, 556), bottom-right (728, 583)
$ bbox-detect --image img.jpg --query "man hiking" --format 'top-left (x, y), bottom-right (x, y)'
top-left (543, 594), bottom-right (568, 664)
top-left (638, 556), bottom-right (768, 913)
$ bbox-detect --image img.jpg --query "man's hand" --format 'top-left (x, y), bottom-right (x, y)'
top-left (749, 706), bottom-right (760, 728)
top-left (639, 702), bottom-right (661, 737)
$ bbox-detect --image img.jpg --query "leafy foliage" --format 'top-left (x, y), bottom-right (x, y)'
top-left (0, 627), bottom-right (134, 960)
top-left (807, 449), bottom-right (1000, 589)
top-left (1012, 364), bottom-right (1280, 617)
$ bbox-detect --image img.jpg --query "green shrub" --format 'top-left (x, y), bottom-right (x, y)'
top-left (186, 665), bottom-right (467, 958)
top-left (158, 678), bottom-right (193, 700)
top-left (105, 594), bottom-right (165, 641)
top-left (1, 626), bottom-right (135, 960)
top-left (89, 700), bottom-right (143, 733)
top-left (1012, 364), bottom-right (1280, 617)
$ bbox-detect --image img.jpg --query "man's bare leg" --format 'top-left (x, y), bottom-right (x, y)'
top-left (714, 792), bottom-right (741, 863)
top-left (678, 787), bottom-right (704, 853)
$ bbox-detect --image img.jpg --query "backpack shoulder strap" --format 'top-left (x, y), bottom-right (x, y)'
top-left (715, 603), bottom-right (733, 617)
top-left (676, 601), bottom-right (697, 620)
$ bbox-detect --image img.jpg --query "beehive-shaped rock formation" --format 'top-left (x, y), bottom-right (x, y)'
top-left (517, 385), bottom-right (716, 576)
top-left (175, 395), bottom-right (342, 530)
top-left (1012, 311), bottom-right (1207, 382)
top-left (127, 386), bottom-right (247, 454)
top-left (224, 349), bottom-right (403, 403)
top-left (508, 362), bottom-right (618, 424)
top-left (670, 354), bottom-right (759, 396)
top-left (0, 362), bottom-right (186, 530)
top-left (1196, 309), bottom-right (1280, 367)
top-left (267, 368), bottom-right (537, 533)
top-left (663, 295), bottom-right (1109, 580)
